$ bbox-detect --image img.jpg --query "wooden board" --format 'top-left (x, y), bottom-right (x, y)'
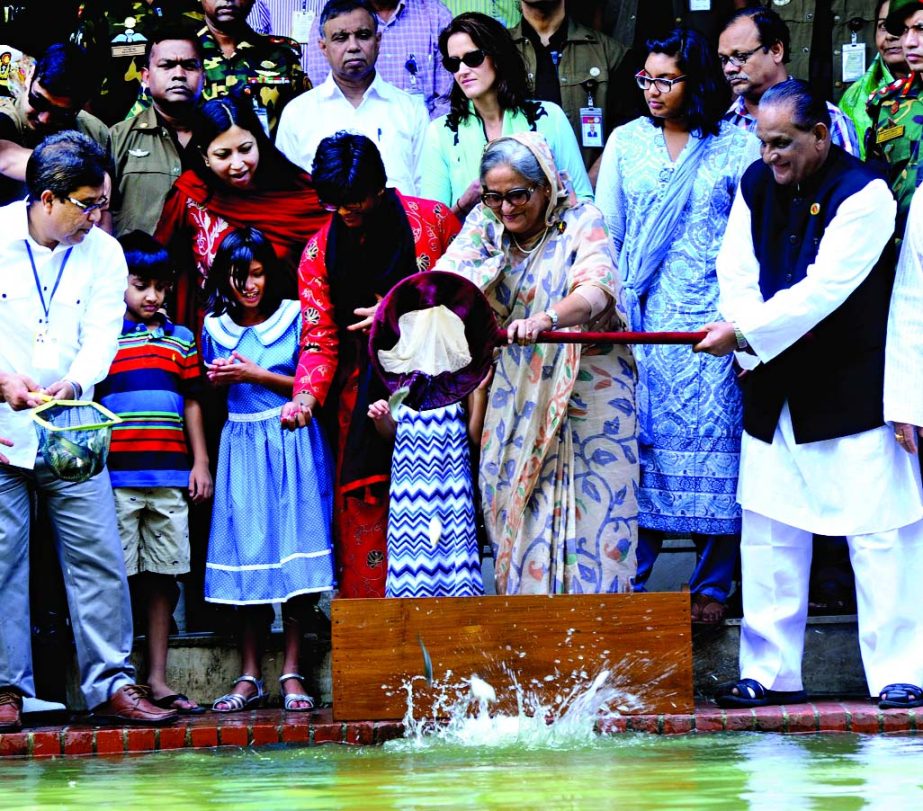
top-left (332, 593), bottom-right (693, 720)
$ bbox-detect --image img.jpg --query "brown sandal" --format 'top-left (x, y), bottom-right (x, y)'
top-left (691, 593), bottom-right (727, 624)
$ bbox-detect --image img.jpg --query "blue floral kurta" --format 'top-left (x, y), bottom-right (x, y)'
top-left (598, 118), bottom-right (759, 535)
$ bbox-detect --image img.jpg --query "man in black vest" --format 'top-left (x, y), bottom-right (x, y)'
top-left (695, 79), bottom-right (923, 711)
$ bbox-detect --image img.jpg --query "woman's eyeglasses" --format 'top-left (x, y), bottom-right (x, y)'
top-left (481, 186), bottom-right (535, 209)
top-left (320, 200), bottom-right (366, 213)
top-left (444, 49), bottom-right (487, 73)
top-left (634, 72), bottom-right (687, 93)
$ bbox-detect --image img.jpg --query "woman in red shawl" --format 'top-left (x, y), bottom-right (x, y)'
top-left (155, 92), bottom-right (327, 335)
top-left (281, 133), bottom-right (460, 598)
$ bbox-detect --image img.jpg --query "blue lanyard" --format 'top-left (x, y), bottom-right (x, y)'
top-left (25, 240), bottom-right (73, 324)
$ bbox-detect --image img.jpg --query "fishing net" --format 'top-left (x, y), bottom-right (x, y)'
top-left (32, 400), bottom-right (122, 483)
top-left (370, 272), bottom-right (500, 411)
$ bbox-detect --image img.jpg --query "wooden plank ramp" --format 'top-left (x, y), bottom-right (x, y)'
top-left (332, 593), bottom-right (693, 721)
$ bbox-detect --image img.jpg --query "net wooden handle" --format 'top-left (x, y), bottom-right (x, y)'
top-left (496, 330), bottom-right (708, 345)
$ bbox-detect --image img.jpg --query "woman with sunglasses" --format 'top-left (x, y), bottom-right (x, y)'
top-left (596, 28), bottom-right (759, 623)
top-left (155, 93), bottom-right (327, 337)
top-left (433, 131), bottom-right (638, 596)
top-left (283, 132), bottom-right (461, 599)
top-left (420, 12), bottom-right (592, 221)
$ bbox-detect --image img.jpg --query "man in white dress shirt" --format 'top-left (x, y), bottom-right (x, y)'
top-left (0, 132), bottom-right (178, 732)
top-left (695, 80), bottom-right (923, 711)
top-left (275, 0), bottom-right (428, 195)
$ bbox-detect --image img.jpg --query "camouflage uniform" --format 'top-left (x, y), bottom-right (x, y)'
top-left (76, 0), bottom-right (204, 125)
top-left (866, 72), bottom-right (923, 229)
top-left (128, 24), bottom-right (307, 136)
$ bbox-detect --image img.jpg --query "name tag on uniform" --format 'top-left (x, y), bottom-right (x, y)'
top-left (842, 43), bottom-right (866, 83)
top-left (876, 124), bottom-right (906, 144)
top-left (580, 107), bottom-right (604, 148)
top-left (291, 10), bottom-right (315, 43)
top-left (32, 331), bottom-right (59, 371)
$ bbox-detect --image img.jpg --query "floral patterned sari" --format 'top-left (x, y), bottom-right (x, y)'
top-left (433, 133), bottom-right (638, 595)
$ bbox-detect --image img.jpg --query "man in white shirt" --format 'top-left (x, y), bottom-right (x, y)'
top-left (695, 80), bottom-right (923, 711)
top-left (0, 132), bottom-right (178, 732)
top-left (276, 0), bottom-right (427, 196)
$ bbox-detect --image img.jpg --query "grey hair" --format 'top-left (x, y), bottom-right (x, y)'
top-left (479, 137), bottom-right (549, 188)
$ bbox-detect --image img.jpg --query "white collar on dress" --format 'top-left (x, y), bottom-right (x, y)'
top-left (203, 299), bottom-right (300, 350)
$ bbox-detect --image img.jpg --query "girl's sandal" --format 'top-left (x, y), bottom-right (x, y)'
top-left (279, 673), bottom-right (315, 712)
top-left (212, 675), bottom-right (266, 713)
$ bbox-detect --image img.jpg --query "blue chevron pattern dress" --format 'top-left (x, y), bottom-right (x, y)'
top-left (385, 403), bottom-right (484, 598)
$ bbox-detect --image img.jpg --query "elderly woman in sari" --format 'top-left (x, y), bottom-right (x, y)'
top-left (433, 132), bottom-right (637, 595)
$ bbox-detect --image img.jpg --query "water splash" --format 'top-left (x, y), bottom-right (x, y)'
top-left (388, 661), bottom-right (659, 752)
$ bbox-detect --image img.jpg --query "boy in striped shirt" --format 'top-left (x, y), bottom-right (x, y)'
top-left (96, 230), bottom-right (212, 715)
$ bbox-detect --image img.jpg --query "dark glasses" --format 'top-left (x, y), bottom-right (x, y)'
top-left (28, 80), bottom-right (77, 122)
top-left (481, 186), bottom-right (535, 209)
top-left (320, 199), bottom-right (367, 213)
top-left (444, 49), bottom-right (487, 74)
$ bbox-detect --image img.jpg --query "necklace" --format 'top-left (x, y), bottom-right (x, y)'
top-left (510, 226), bottom-right (550, 256)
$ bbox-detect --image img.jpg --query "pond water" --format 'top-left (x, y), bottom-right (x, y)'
top-left (1, 733), bottom-right (921, 810)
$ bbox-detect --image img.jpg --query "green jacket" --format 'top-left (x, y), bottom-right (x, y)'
top-left (839, 54), bottom-right (897, 159)
top-left (110, 106), bottom-right (186, 237)
top-left (510, 17), bottom-right (626, 169)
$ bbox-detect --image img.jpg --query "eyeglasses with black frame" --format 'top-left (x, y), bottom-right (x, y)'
top-left (27, 79), bottom-right (77, 123)
top-left (64, 195), bottom-right (109, 216)
top-left (480, 186), bottom-right (536, 210)
top-left (634, 72), bottom-right (688, 93)
top-left (443, 49), bottom-right (487, 74)
top-left (717, 46), bottom-right (769, 68)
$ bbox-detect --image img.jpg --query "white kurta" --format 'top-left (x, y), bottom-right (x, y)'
top-left (885, 185), bottom-right (923, 428)
top-left (716, 177), bottom-right (923, 535)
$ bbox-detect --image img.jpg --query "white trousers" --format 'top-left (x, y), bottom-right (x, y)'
top-left (739, 509), bottom-right (923, 695)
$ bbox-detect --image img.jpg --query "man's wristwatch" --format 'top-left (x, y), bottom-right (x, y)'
top-left (733, 324), bottom-right (749, 351)
top-left (544, 307), bottom-right (559, 330)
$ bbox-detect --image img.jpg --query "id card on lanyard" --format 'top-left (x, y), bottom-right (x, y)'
top-left (291, 1), bottom-right (315, 42)
top-left (26, 241), bottom-right (72, 371)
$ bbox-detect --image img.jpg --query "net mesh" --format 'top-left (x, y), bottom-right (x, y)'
top-left (32, 401), bottom-right (121, 483)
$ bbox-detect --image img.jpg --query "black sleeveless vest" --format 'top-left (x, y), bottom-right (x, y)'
top-left (739, 146), bottom-right (895, 444)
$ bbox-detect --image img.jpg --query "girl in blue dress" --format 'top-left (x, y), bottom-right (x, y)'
top-left (201, 227), bottom-right (335, 713)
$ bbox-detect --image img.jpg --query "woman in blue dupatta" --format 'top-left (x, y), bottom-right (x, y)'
top-left (596, 28), bottom-right (759, 623)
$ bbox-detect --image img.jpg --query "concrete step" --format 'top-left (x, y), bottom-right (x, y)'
top-left (693, 615), bottom-right (867, 698)
top-left (54, 607), bottom-right (867, 710)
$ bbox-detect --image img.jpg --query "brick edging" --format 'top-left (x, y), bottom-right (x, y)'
top-left (0, 701), bottom-right (916, 759)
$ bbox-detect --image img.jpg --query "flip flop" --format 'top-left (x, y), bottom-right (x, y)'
top-left (715, 678), bottom-right (808, 709)
top-left (152, 693), bottom-right (206, 715)
top-left (879, 683), bottom-right (923, 709)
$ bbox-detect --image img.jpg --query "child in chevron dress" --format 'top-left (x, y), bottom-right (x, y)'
top-left (369, 385), bottom-right (488, 597)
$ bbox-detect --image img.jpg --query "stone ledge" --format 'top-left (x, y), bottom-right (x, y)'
top-left (1, 701), bottom-right (916, 760)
